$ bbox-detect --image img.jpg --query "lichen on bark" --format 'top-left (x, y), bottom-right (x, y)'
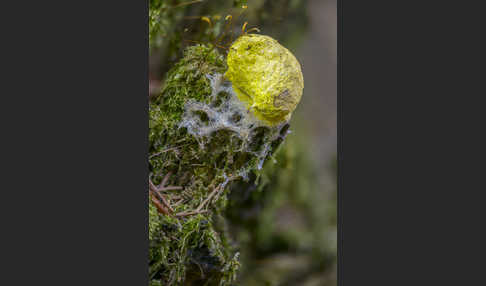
top-left (149, 44), bottom-right (290, 285)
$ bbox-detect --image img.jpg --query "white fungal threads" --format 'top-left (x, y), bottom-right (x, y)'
top-left (180, 73), bottom-right (260, 142)
top-left (178, 73), bottom-right (291, 177)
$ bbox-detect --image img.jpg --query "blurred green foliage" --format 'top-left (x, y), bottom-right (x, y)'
top-left (227, 132), bottom-right (337, 285)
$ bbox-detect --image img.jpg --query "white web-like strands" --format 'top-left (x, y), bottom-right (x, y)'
top-left (179, 73), bottom-right (261, 143)
top-left (179, 73), bottom-right (292, 182)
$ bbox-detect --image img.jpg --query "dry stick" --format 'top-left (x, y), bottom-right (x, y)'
top-left (160, 172), bottom-right (172, 189)
top-left (150, 192), bottom-right (170, 215)
top-left (157, 172), bottom-right (183, 192)
top-left (171, 198), bottom-right (185, 208)
top-left (162, 186), bottom-right (183, 191)
top-left (149, 179), bottom-right (175, 213)
top-left (174, 210), bottom-right (209, 217)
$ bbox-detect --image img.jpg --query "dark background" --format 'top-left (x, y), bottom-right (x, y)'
top-left (2, 0), bottom-right (485, 285)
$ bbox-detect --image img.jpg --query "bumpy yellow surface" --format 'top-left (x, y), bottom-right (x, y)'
top-left (225, 34), bottom-right (304, 126)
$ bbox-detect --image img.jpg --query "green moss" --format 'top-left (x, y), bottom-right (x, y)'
top-left (152, 45), bottom-right (226, 127)
top-left (149, 198), bottom-right (161, 241)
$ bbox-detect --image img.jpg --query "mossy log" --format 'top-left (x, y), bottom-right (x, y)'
top-left (149, 45), bottom-right (293, 285)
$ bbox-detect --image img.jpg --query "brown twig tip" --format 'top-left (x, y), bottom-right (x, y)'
top-left (160, 172), bottom-right (171, 188)
top-left (175, 210), bottom-right (209, 217)
top-left (150, 193), bottom-right (170, 215)
top-left (149, 174), bottom-right (183, 215)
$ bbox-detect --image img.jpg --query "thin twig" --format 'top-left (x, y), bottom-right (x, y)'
top-left (150, 192), bottom-right (170, 215)
top-left (160, 172), bottom-right (172, 189)
top-left (162, 186), bottom-right (183, 191)
top-left (149, 179), bottom-right (175, 213)
top-left (196, 185), bottom-right (221, 212)
top-left (193, 175), bottom-right (240, 212)
top-left (156, 172), bottom-right (183, 192)
top-left (171, 198), bottom-right (185, 207)
top-left (175, 210), bottom-right (209, 217)
top-left (149, 147), bottom-right (179, 159)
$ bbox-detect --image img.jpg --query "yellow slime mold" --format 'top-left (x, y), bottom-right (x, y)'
top-left (225, 34), bottom-right (304, 126)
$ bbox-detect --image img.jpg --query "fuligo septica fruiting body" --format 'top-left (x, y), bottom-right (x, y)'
top-left (225, 34), bottom-right (304, 126)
